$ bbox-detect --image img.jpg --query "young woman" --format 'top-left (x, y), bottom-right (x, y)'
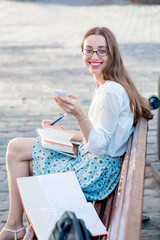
top-left (0, 27), bottom-right (153, 240)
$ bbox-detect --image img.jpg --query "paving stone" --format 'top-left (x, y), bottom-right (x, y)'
top-left (0, 212), bottom-right (8, 224)
top-left (0, 157), bottom-right (5, 164)
top-left (151, 162), bottom-right (160, 184)
top-left (144, 188), bottom-right (160, 197)
top-left (144, 177), bottom-right (160, 190)
top-left (141, 230), bottom-right (160, 240)
top-left (0, 139), bottom-right (6, 145)
top-left (0, 192), bottom-right (9, 202)
top-left (0, 180), bottom-right (8, 192)
top-left (0, 149), bottom-right (6, 158)
top-left (0, 171), bottom-right (6, 182)
top-left (0, 201), bottom-right (9, 211)
top-left (147, 134), bottom-right (157, 144)
top-left (145, 166), bottom-right (154, 178)
top-left (147, 143), bottom-right (158, 155)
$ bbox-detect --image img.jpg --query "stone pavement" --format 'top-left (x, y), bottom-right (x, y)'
top-left (0, 0), bottom-right (160, 239)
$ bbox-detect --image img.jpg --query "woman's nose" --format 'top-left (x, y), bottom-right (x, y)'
top-left (91, 52), bottom-right (99, 59)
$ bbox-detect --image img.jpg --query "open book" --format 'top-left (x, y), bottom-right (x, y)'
top-left (17, 172), bottom-right (107, 240)
top-left (37, 128), bottom-right (78, 158)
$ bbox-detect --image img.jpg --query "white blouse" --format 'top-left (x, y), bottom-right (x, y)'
top-left (85, 81), bottom-right (134, 157)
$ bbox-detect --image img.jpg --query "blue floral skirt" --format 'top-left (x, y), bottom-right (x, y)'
top-left (32, 137), bottom-right (124, 201)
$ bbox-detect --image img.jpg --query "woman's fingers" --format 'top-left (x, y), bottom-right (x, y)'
top-left (68, 94), bottom-right (78, 100)
top-left (41, 120), bottom-right (62, 130)
top-left (57, 104), bottom-right (73, 114)
top-left (54, 96), bottom-right (75, 110)
top-left (41, 119), bottom-right (53, 128)
top-left (54, 95), bottom-right (77, 105)
top-left (51, 123), bottom-right (63, 130)
top-left (53, 94), bottom-right (83, 117)
top-left (41, 119), bottom-right (52, 125)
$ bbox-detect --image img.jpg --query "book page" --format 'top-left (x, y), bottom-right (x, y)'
top-left (56, 201), bottom-right (107, 237)
top-left (37, 128), bottom-right (74, 142)
top-left (28, 202), bottom-right (107, 240)
top-left (17, 172), bottom-right (86, 211)
top-left (37, 172), bottom-right (87, 204)
top-left (28, 206), bottom-right (64, 240)
top-left (41, 138), bottom-right (73, 152)
top-left (17, 172), bottom-right (107, 239)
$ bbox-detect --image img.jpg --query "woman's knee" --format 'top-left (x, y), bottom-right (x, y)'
top-left (6, 138), bottom-right (25, 165)
top-left (6, 137), bottom-right (36, 167)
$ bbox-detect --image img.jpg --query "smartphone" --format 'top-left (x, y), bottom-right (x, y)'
top-left (54, 89), bottom-right (69, 99)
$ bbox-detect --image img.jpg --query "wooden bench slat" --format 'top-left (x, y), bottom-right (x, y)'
top-left (117, 118), bottom-right (148, 240)
top-left (102, 193), bottom-right (114, 229)
top-left (108, 137), bottom-right (132, 240)
top-left (101, 190), bottom-right (116, 240)
top-left (94, 201), bottom-right (103, 216)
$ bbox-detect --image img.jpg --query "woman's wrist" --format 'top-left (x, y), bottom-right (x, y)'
top-left (74, 109), bottom-right (87, 122)
top-left (76, 115), bottom-right (88, 122)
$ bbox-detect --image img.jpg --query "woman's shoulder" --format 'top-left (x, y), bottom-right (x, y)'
top-left (104, 81), bottom-right (126, 96)
top-left (102, 81), bottom-right (130, 106)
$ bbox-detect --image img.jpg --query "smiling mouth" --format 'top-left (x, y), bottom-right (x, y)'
top-left (89, 62), bottom-right (103, 68)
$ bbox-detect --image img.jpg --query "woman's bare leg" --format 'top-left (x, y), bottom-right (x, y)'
top-left (0, 137), bottom-right (36, 240)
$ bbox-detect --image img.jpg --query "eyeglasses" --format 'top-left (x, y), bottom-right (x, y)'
top-left (82, 49), bottom-right (109, 57)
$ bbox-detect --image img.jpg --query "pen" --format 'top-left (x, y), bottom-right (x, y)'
top-left (50, 113), bottom-right (68, 126)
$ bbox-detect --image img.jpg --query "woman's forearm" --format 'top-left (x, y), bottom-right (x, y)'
top-left (70, 130), bottom-right (83, 142)
top-left (61, 116), bottom-right (93, 143)
top-left (61, 129), bottom-right (83, 142)
top-left (76, 116), bottom-right (93, 142)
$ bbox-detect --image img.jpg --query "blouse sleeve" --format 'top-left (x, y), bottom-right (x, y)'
top-left (85, 92), bottom-right (123, 156)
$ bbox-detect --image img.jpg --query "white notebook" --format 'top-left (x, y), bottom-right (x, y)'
top-left (37, 128), bottom-right (76, 157)
top-left (17, 172), bottom-right (107, 240)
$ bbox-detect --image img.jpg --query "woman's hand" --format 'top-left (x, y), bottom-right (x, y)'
top-left (41, 120), bottom-right (63, 130)
top-left (53, 94), bottom-right (86, 120)
top-left (53, 94), bottom-right (93, 142)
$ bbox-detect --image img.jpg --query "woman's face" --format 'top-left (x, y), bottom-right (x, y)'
top-left (82, 34), bottom-right (109, 76)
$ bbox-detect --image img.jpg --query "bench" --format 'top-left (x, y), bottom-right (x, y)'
top-left (131, 0), bottom-right (160, 3)
top-left (23, 117), bottom-right (148, 240)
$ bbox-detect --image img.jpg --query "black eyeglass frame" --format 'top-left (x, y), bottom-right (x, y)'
top-left (81, 49), bottom-right (110, 56)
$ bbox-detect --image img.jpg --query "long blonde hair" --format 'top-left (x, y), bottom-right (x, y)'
top-left (81, 27), bottom-right (153, 124)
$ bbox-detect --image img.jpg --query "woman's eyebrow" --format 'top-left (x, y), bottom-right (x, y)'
top-left (85, 45), bottom-right (107, 48)
top-left (98, 46), bottom-right (107, 48)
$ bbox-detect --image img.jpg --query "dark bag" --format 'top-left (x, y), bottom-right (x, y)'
top-left (48, 211), bottom-right (93, 240)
